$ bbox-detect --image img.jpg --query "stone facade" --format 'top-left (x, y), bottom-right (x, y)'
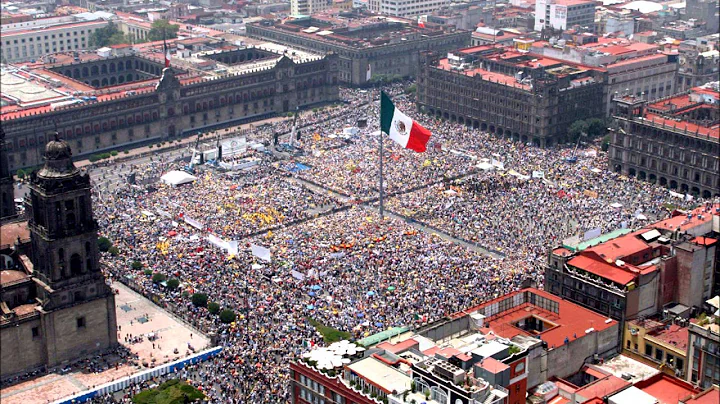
top-left (416, 48), bottom-right (605, 147)
top-left (609, 95), bottom-right (720, 198)
top-left (0, 128), bottom-right (14, 220)
top-left (246, 18), bottom-right (469, 85)
top-left (0, 137), bottom-right (118, 379)
top-left (2, 53), bottom-right (339, 170)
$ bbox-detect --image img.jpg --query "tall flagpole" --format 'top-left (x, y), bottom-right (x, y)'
top-left (379, 129), bottom-right (384, 219)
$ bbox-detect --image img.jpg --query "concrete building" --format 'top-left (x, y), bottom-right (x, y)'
top-left (1, 19), bottom-right (109, 63)
top-left (0, 137), bottom-right (118, 379)
top-left (417, 44), bottom-right (605, 147)
top-left (547, 204), bottom-right (719, 323)
top-left (685, 0), bottom-right (719, 35)
top-left (530, 37), bottom-right (678, 117)
top-left (0, 46), bottom-right (340, 170)
top-left (534, 0), bottom-right (596, 32)
top-left (677, 34), bottom-right (719, 92)
top-left (686, 309), bottom-right (720, 389)
top-left (368, 0), bottom-right (451, 18)
top-left (623, 318), bottom-right (689, 378)
top-left (246, 12), bottom-right (470, 85)
top-left (291, 0), bottom-right (332, 16)
top-left (414, 288), bottom-right (619, 390)
top-left (609, 84), bottom-right (720, 198)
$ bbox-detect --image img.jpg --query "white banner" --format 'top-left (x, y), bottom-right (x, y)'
top-left (532, 171), bottom-right (545, 179)
top-left (184, 217), bottom-right (203, 230)
top-left (251, 244), bottom-right (271, 262)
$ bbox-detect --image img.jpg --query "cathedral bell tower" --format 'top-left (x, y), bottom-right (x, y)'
top-left (26, 134), bottom-right (114, 312)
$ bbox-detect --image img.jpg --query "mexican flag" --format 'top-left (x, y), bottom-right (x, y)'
top-left (380, 91), bottom-right (431, 153)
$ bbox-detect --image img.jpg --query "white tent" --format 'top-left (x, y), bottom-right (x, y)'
top-left (160, 170), bottom-right (197, 186)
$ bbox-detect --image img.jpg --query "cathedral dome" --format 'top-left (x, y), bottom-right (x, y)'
top-left (36, 134), bottom-right (79, 178)
top-left (44, 138), bottom-right (72, 160)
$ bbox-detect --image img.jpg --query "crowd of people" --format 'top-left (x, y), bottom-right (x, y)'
top-left (62, 82), bottom-right (710, 402)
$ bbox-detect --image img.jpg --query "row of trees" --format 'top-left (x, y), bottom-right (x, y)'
top-left (134, 262), bottom-right (238, 325)
top-left (90, 20), bottom-right (180, 48)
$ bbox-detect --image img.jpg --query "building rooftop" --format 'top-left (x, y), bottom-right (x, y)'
top-left (646, 324), bottom-right (689, 352)
top-left (0, 40), bottom-right (323, 121)
top-left (462, 288), bottom-right (617, 349)
top-left (346, 356), bottom-right (412, 394)
top-left (0, 269), bottom-right (28, 285)
top-left (584, 232), bottom-right (650, 263)
top-left (567, 254), bottom-right (638, 285)
top-left (595, 354), bottom-right (660, 384)
top-left (681, 386), bottom-right (720, 404)
top-left (651, 205), bottom-right (718, 233)
top-left (253, 12), bottom-right (455, 50)
top-left (608, 386), bottom-right (658, 404)
top-left (478, 357), bottom-right (509, 374)
top-left (634, 373), bottom-right (700, 404)
top-left (0, 221), bottom-right (29, 248)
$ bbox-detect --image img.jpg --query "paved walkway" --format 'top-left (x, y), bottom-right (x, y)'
top-left (290, 177), bottom-right (503, 259)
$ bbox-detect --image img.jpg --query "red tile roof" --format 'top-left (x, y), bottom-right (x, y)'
top-left (649, 324), bottom-right (689, 352)
top-left (691, 237), bottom-right (717, 246)
top-left (0, 270), bottom-right (29, 285)
top-left (575, 371), bottom-right (629, 400)
top-left (461, 288), bottom-right (617, 349)
top-left (635, 373), bottom-right (700, 404)
top-left (680, 386), bottom-right (720, 404)
top-left (585, 233), bottom-right (649, 263)
top-left (652, 205), bottom-right (718, 232)
top-left (0, 221), bottom-right (29, 248)
top-left (479, 357), bottom-right (509, 374)
top-left (376, 338), bottom-right (418, 354)
top-left (567, 255), bottom-right (637, 285)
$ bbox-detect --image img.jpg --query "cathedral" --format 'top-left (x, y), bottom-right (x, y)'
top-left (0, 129), bottom-right (118, 379)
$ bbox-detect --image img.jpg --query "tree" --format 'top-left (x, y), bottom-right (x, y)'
top-left (89, 22), bottom-right (129, 47)
top-left (586, 118), bottom-right (606, 138)
top-left (219, 309), bottom-right (236, 324)
top-left (98, 237), bottom-right (113, 252)
top-left (166, 278), bottom-right (180, 290)
top-left (108, 246), bottom-right (120, 256)
top-left (132, 379), bottom-right (204, 404)
top-left (601, 134), bottom-right (611, 152)
top-left (191, 292), bottom-right (208, 307)
top-left (152, 273), bottom-right (166, 284)
top-left (147, 20), bottom-right (179, 42)
top-left (131, 261), bottom-right (143, 270)
top-left (16, 169), bottom-right (26, 180)
top-left (568, 120), bottom-right (589, 142)
top-left (207, 302), bottom-right (220, 314)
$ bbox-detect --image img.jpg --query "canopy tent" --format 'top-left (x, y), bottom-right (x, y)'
top-left (160, 171), bottom-right (197, 186)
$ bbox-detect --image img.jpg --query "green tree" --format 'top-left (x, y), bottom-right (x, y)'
top-left (601, 134), bottom-right (611, 152)
top-left (207, 302), bottom-right (220, 314)
top-left (144, 269), bottom-right (153, 276)
top-left (16, 169), bottom-right (26, 180)
top-left (89, 22), bottom-right (129, 47)
top-left (586, 118), bottom-right (606, 138)
top-left (166, 278), bottom-right (180, 290)
top-left (131, 261), bottom-right (143, 270)
top-left (152, 273), bottom-right (166, 284)
top-left (108, 246), bottom-right (120, 256)
top-left (191, 292), bottom-right (208, 307)
top-left (568, 120), bottom-right (589, 142)
top-left (98, 236), bottom-right (113, 252)
top-left (147, 20), bottom-right (179, 42)
top-left (219, 309), bottom-right (236, 324)
top-left (132, 379), bottom-right (204, 404)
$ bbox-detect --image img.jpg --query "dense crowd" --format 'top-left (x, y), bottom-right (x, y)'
top-left (58, 82), bottom-right (709, 403)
